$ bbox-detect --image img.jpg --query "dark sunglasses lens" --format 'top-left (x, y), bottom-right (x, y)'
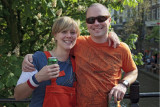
top-left (86, 17), bottom-right (95, 24)
top-left (97, 16), bottom-right (108, 22)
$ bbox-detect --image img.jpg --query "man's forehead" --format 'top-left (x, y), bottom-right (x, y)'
top-left (87, 6), bottom-right (109, 17)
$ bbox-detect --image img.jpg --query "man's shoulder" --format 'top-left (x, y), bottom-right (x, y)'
top-left (77, 35), bottom-right (90, 43)
top-left (78, 35), bottom-right (90, 40)
top-left (118, 42), bottom-right (130, 51)
top-left (119, 42), bottom-right (129, 47)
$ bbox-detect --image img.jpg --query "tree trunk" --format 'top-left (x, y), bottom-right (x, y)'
top-left (1, 0), bottom-right (20, 51)
top-left (137, 6), bottom-right (145, 53)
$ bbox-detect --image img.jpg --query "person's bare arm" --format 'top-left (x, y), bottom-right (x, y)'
top-left (14, 64), bottom-right (60, 100)
top-left (22, 54), bottom-right (35, 72)
top-left (108, 32), bottom-right (120, 48)
top-left (108, 68), bottom-right (138, 102)
top-left (14, 82), bottom-right (34, 100)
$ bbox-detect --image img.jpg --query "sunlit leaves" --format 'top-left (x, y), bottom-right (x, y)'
top-left (59, 0), bottom-right (65, 7)
top-left (124, 34), bottom-right (143, 65)
top-left (72, 0), bottom-right (78, 2)
top-left (124, 34), bottom-right (138, 50)
top-left (132, 53), bottom-right (144, 65)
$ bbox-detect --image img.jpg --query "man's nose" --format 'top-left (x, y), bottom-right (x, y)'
top-left (94, 19), bottom-right (100, 24)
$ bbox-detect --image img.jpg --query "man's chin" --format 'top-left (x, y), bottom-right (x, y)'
top-left (92, 34), bottom-right (103, 37)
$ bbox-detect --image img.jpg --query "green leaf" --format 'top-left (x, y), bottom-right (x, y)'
top-left (49, 8), bottom-right (56, 17)
top-left (42, 0), bottom-right (48, 10)
top-left (0, 69), bottom-right (4, 75)
top-left (0, 81), bottom-right (4, 90)
top-left (10, 55), bottom-right (17, 61)
top-left (24, 5), bottom-right (31, 17)
top-left (60, 0), bottom-right (65, 7)
top-left (0, 81), bottom-right (4, 89)
top-left (72, 0), bottom-right (78, 2)
top-left (6, 76), bottom-right (15, 87)
top-left (12, 0), bottom-right (18, 9)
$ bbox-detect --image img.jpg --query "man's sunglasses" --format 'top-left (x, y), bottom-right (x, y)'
top-left (86, 16), bottom-right (110, 24)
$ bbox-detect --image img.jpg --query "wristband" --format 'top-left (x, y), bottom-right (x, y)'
top-left (32, 74), bottom-right (40, 85)
top-left (27, 74), bottom-right (39, 89)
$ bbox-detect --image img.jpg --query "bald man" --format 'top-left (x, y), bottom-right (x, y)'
top-left (74, 3), bottom-right (138, 107)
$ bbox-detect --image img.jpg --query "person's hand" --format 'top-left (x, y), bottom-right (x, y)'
top-left (108, 83), bottom-right (127, 103)
top-left (35, 64), bottom-right (60, 82)
top-left (108, 32), bottom-right (120, 48)
top-left (22, 54), bottom-right (35, 72)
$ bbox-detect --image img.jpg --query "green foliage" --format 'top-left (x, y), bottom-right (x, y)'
top-left (0, 0), bottom-right (143, 106)
top-left (132, 52), bottom-right (144, 65)
top-left (143, 26), bottom-right (160, 53)
top-left (0, 55), bottom-right (28, 106)
top-left (124, 34), bottom-right (144, 65)
top-left (145, 26), bottom-right (160, 42)
top-left (122, 0), bottom-right (150, 53)
top-left (125, 34), bottom-right (138, 50)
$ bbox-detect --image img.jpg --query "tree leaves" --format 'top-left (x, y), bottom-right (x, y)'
top-left (125, 34), bottom-right (138, 50)
top-left (123, 0), bottom-right (139, 8)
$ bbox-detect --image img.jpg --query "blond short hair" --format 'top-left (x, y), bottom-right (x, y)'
top-left (52, 16), bottom-right (80, 37)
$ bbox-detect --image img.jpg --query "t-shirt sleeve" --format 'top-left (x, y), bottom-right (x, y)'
top-left (121, 43), bottom-right (137, 73)
top-left (32, 51), bottom-right (47, 71)
top-left (16, 70), bottom-right (38, 85)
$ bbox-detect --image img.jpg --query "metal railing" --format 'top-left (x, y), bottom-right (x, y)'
top-left (0, 80), bottom-right (160, 107)
top-left (124, 80), bottom-right (160, 107)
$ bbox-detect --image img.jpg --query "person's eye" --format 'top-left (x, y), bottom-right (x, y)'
top-left (71, 31), bottom-right (76, 35)
top-left (62, 31), bottom-right (67, 34)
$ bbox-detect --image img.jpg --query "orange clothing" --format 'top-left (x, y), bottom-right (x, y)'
top-left (43, 52), bottom-right (77, 107)
top-left (73, 36), bottom-right (137, 107)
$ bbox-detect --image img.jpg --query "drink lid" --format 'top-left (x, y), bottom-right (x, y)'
top-left (48, 57), bottom-right (58, 61)
top-left (48, 57), bottom-right (57, 59)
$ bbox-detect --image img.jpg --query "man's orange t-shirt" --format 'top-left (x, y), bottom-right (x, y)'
top-left (73, 36), bottom-right (137, 107)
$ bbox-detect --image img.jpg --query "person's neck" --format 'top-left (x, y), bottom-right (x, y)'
top-left (50, 48), bottom-right (70, 62)
top-left (91, 34), bottom-right (108, 43)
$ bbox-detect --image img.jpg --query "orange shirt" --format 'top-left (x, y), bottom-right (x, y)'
top-left (73, 36), bottom-right (137, 107)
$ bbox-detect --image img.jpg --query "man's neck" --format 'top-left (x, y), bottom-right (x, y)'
top-left (91, 35), bottom-right (108, 43)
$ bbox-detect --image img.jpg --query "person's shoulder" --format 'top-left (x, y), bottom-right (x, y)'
top-left (77, 35), bottom-right (90, 43)
top-left (34, 51), bottom-right (44, 55)
top-left (120, 42), bottom-right (129, 47)
top-left (118, 42), bottom-right (130, 51)
top-left (33, 51), bottom-right (45, 58)
top-left (77, 35), bottom-right (90, 40)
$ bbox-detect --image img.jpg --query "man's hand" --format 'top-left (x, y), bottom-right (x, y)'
top-left (108, 32), bottom-right (120, 48)
top-left (108, 83), bottom-right (127, 103)
top-left (22, 54), bottom-right (35, 72)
